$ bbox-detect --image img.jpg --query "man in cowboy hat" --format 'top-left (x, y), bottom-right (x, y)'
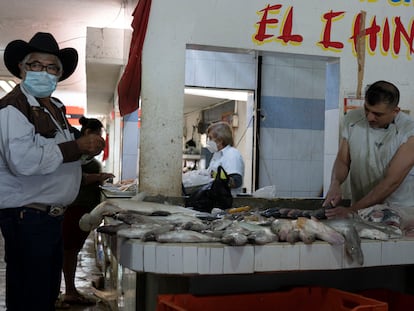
top-left (0, 32), bottom-right (105, 310)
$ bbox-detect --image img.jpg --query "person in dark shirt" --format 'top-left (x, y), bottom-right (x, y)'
top-left (60, 116), bottom-right (114, 306)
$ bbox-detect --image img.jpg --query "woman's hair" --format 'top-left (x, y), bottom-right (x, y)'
top-left (79, 116), bottom-right (103, 135)
top-left (207, 121), bottom-right (234, 146)
top-left (365, 80), bottom-right (400, 108)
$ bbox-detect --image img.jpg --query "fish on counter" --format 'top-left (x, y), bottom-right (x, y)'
top-left (113, 210), bottom-right (162, 225)
top-left (210, 218), bottom-right (233, 231)
top-left (296, 217), bottom-right (345, 245)
top-left (141, 224), bottom-right (176, 241)
top-left (93, 197), bottom-right (407, 268)
top-left (358, 205), bottom-right (401, 227)
top-left (270, 218), bottom-right (322, 244)
top-left (151, 213), bottom-right (209, 232)
top-left (322, 219), bottom-right (363, 265)
top-left (261, 207), bottom-right (326, 220)
top-left (237, 221), bottom-right (279, 245)
top-left (79, 193), bottom-right (199, 231)
top-left (286, 229), bottom-right (301, 244)
top-left (220, 222), bottom-right (251, 246)
top-left (352, 218), bottom-right (402, 240)
top-left (155, 229), bottom-right (221, 243)
top-left (96, 223), bottom-right (130, 235)
top-left (271, 219), bottom-right (295, 242)
top-left (117, 223), bottom-right (171, 239)
top-left (221, 231), bottom-right (249, 246)
top-left (80, 201), bottom-right (124, 231)
top-left (298, 229), bottom-right (316, 244)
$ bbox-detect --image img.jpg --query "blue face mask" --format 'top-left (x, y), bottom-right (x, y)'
top-left (23, 71), bottom-right (58, 98)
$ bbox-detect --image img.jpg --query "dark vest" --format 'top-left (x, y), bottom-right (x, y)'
top-left (0, 85), bottom-right (74, 138)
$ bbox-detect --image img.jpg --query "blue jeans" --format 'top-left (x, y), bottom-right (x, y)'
top-left (0, 207), bottom-right (63, 311)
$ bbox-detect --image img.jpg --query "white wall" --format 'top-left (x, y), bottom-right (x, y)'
top-left (140, 0), bottom-right (414, 196)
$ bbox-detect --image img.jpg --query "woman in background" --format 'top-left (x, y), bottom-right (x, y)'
top-left (60, 116), bottom-right (114, 306)
top-left (206, 121), bottom-right (245, 196)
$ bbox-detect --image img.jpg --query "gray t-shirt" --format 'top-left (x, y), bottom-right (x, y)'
top-left (343, 109), bottom-right (414, 207)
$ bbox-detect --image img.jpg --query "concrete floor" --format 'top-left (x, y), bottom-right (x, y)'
top-left (0, 230), bottom-right (116, 311)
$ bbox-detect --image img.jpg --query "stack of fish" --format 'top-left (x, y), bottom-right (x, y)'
top-left (90, 200), bottom-right (404, 265)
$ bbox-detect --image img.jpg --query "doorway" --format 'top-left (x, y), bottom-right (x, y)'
top-left (184, 46), bottom-right (339, 197)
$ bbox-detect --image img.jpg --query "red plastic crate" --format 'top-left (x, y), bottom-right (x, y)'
top-left (359, 289), bottom-right (414, 311)
top-left (157, 287), bottom-right (388, 311)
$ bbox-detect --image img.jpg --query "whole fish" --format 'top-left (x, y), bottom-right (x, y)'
top-left (298, 229), bottom-right (316, 244)
top-left (221, 223), bottom-right (250, 246)
top-left (151, 213), bottom-right (206, 230)
top-left (106, 199), bottom-right (199, 217)
top-left (117, 223), bottom-right (163, 239)
top-left (262, 208), bottom-right (326, 220)
top-left (286, 229), bottom-right (301, 244)
top-left (260, 207), bottom-right (281, 218)
top-left (296, 217), bottom-right (345, 245)
top-left (248, 230), bottom-right (279, 245)
top-left (181, 222), bottom-right (210, 232)
top-left (237, 221), bottom-right (279, 245)
top-left (141, 224), bottom-right (176, 241)
top-left (210, 218), bottom-right (234, 231)
top-left (355, 225), bottom-right (389, 241)
top-left (156, 229), bottom-right (221, 243)
top-left (221, 231), bottom-right (249, 246)
top-left (80, 198), bottom-right (198, 231)
top-left (358, 205), bottom-right (401, 227)
top-left (113, 211), bottom-right (160, 225)
top-left (352, 217), bottom-right (402, 240)
top-left (96, 223), bottom-right (130, 235)
top-left (323, 219), bottom-right (363, 265)
top-left (271, 219), bottom-right (295, 241)
top-left (117, 223), bottom-right (175, 241)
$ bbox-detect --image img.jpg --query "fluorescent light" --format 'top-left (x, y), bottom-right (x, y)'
top-left (0, 81), bottom-right (12, 93)
top-left (0, 79), bottom-right (17, 93)
top-left (184, 87), bottom-right (249, 101)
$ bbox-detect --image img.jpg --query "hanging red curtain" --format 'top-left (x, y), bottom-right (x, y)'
top-left (118, 0), bottom-right (152, 116)
top-left (102, 133), bottom-right (109, 161)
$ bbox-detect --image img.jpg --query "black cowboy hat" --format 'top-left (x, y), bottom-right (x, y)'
top-left (4, 32), bottom-right (78, 81)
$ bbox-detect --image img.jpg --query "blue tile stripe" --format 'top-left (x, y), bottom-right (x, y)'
top-left (260, 96), bottom-right (325, 130)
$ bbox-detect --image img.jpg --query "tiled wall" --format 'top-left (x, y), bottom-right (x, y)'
top-left (185, 49), bottom-right (256, 90)
top-left (185, 49), bottom-right (256, 192)
top-left (185, 49), bottom-right (332, 197)
top-left (122, 111), bottom-right (140, 180)
top-left (259, 54), bottom-right (327, 197)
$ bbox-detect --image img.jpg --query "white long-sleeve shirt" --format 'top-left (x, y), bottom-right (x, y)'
top-left (0, 85), bottom-right (82, 208)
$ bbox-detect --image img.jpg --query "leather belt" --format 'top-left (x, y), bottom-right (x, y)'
top-left (25, 203), bottom-right (65, 217)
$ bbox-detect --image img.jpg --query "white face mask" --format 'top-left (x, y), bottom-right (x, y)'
top-left (206, 140), bottom-right (218, 153)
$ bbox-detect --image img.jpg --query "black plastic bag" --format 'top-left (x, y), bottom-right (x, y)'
top-left (185, 166), bottom-right (233, 213)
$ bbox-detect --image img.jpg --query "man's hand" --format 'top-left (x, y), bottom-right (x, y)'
top-left (324, 206), bottom-right (353, 219)
top-left (76, 134), bottom-right (105, 157)
top-left (323, 182), bottom-right (342, 208)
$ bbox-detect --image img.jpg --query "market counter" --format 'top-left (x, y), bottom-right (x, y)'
top-left (100, 196), bottom-right (414, 311)
top-left (119, 237), bottom-right (414, 275)
top-left (115, 237), bottom-right (414, 311)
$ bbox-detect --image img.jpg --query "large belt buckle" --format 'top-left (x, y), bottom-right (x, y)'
top-left (48, 205), bottom-right (64, 217)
